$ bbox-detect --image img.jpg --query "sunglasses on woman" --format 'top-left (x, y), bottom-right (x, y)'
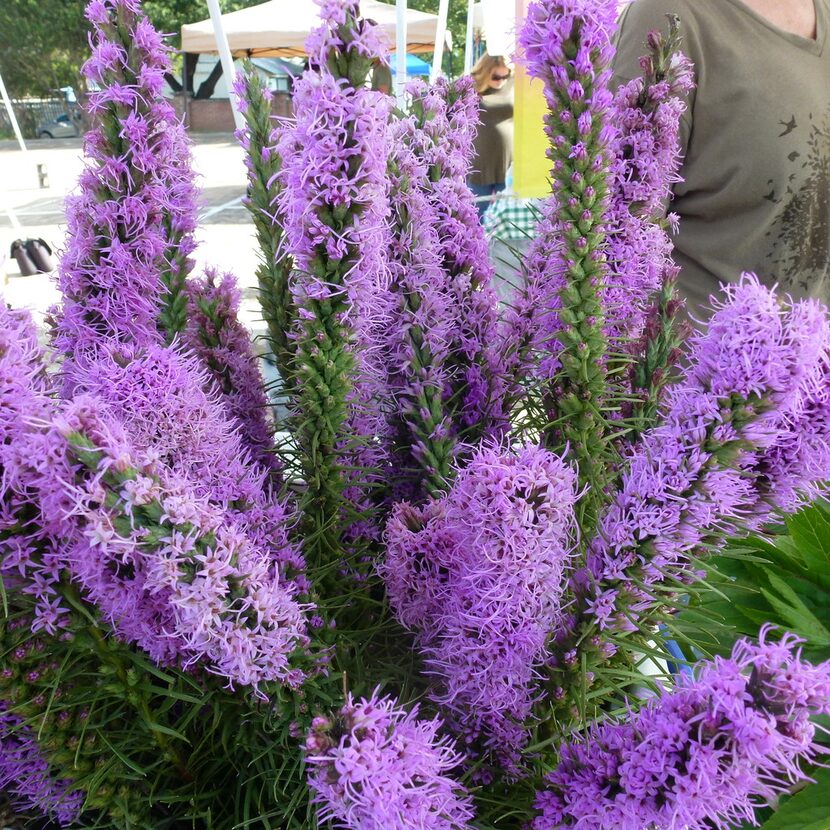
top-left (491, 72), bottom-right (510, 81)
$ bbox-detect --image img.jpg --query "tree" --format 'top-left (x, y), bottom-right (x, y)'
top-left (0, 0), bottom-right (260, 99)
top-left (407, 0), bottom-right (470, 78)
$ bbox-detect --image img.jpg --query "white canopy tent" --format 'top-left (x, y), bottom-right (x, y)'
top-left (182, 0), bottom-right (444, 58)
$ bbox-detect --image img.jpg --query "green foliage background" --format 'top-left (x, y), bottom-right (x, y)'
top-left (680, 501), bottom-right (830, 830)
top-left (0, 0), bottom-right (474, 99)
top-left (0, 0), bottom-right (260, 98)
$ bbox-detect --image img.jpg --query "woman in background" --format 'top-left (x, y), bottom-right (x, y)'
top-left (469, 54), bottom-right (514, 217)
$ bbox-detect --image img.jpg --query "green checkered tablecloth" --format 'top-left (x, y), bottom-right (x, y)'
top-left (482, 195), bottom-right (541, 241)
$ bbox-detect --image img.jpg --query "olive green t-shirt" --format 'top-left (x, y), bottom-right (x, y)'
top-left (613, 0), bottom-right (830, 315)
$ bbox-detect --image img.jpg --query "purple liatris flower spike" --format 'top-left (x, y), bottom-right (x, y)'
top-left (276, 0), bottom-right (394, 560)
top-left (534, 629), bottom-right (830, 830)
top-left (0, 304), bottom-right (71, 633)
top-left (382, 444), bottom-right (578, 772)
top-left (0, 706), bottom-right (83, 827)
top-left (513, 0), bottom-right (617, 382)
top-left (604, 22), bottom-right (694, 348)
top-left (305, 690), bottom-right (475, 830)
top-left (8, 395), bottom-right (309, 690)
top-left (406, 77), bottom-right (505, 440)
top-left (383, 110), bottom-right (458, 497)
top-left (586, 276), bottom-right (827, 633)
top-left (55, 0), bottom-right (198, 371)
top-left (63, 342), bottom-right (305, 586)
top-left (184, 269), bottom-right (280, 476)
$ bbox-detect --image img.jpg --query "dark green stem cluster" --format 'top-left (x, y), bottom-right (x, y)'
top-left (238, 66), bottom-right (296, 387)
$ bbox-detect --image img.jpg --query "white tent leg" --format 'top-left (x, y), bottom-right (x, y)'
top-left (430, 0), bottom-right (450, 81)
top-left (204, 0), bottom-right (245, 132)
top-left (396, 0), bottom-right (408, 104)
top-left (464, 0), bottom-right (475, 74)
top-left (0, 72), bottom-right (26, 153)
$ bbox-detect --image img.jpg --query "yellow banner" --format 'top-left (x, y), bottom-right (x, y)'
top-left (512, 0), bottom-right (550, 199)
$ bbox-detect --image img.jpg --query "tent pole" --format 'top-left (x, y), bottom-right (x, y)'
top-left (204, 0), bottom-right (244, 131)
top-left (463, 0), bottom-right (475, 74)
top-left (430, 0), bottom-right (450, 81)
top-left (396, 0), bottom-right (408, 104)
top-left (0, 72), bottom-right (26, 152)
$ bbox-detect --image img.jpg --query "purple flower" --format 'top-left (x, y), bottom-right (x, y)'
top-left (184, 269), bottom-right (281, 475)
top-left (382, 444), bottom-right (578, 772)
top-left (305, 690), bottom-right (475, 830)
top-left (511, 0), bottom-right (617, 382)
top-left (55, 0), bottom-right (198, 371)
top-left (406, 78), bottom-right (505, 439)
top-left (0, 706), bottom-right (82, 826)
top-left (276, 2), bottom-right (395, 545)
top-left (587, 276), bottom-right (829, 630)
top-left (8, 395), bottom-right (309, 691)
top-left (534, 630), bottom-right (830, 830)
top-left (60, 342), bottom-right (305, 586)
top-left (0, 304), bottom-right (71, 632)
top-left (604, 33), bottom-right (694, 349)
top-left (382, 110), bottom-right (460, 495)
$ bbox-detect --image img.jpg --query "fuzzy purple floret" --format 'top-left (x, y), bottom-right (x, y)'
top-left (0, 706), bottom-right (83, 827)
top-left (586, 276), bottom-right (830, 632)
top-left (603, 49), bottom-right (694, 347)
top-left (305, 690), bottom-right (475, 830)
top-left (383, 444), bottom-right (577, 771)
top-left (184, 269), bottom-right (280, 475)
top-left (55, 0), bottom-right (197, 369)
top-left (0, 305), bottom-right (71, 633)
top-left (6, 395), bottom-right (308, 691)
top-left (534, 629), bottom-right (830, 830)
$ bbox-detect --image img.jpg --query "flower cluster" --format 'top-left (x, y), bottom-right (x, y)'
top-left (515, 0), bottom-right (617, 381)
top-left (604, 21), bottom-right (694, 347)
top-left (383, 110), bottom-right (459, 496)
top-left (0, 707), bottom-right (82, 827)
top-left (0, 305), bottom-right (70, 632)
top-left (586, 276), bottom-right (829, 632)
top-left (407, 78), bottom-right (505, 439)
top-left (305, 691), bottom-right (475, 830)
top-left (184, 269), bottom-right (280, 475)
top-left (275, 0), bottom-right (394, 560)
top-left (55, 0), bottom-right (197, 367)
top-left (9, 396), bottom-right (309, 689)
top-left (534, 630), bottom-right (830, 830)
top-left (383, 444), bottom-right (577, 771)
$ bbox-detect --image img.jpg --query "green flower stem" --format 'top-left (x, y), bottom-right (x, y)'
top-left (628, 277), bottom-right (688, 438)
top-left (542, 27), bottom-right (614, 534)
top-left (388, 163), bottom-right (455, 497)
top-left (238, 67), bottom-right (296, 387)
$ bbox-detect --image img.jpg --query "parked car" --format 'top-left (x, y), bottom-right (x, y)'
top-left (36, 113), bottom-right (80, 139)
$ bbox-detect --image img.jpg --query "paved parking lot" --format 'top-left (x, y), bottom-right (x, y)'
top-left (0, 133), bottom-right (265, 332)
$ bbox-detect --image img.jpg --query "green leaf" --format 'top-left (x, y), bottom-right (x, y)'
top-left (759, 572), bottom-right (830, 645)
top-left (759, 768), bottom-right (830, 830)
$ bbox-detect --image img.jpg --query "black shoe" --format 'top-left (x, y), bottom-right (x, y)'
top-left (10, 239), bottom-right (37, 276)
top-left (25, 238), bottom-right (55, 273)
